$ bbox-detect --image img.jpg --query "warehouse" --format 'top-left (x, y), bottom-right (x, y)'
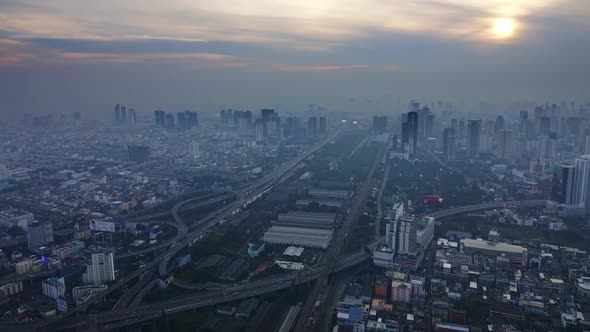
top-left (263, 226), bottom-right (333, 249)
top-left (309, 189), bottom-right (349, 200)
top-left (272, 211), bottom-right (337, 229)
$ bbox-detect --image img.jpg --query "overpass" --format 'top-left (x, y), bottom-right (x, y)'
top-left (14, 198), bottom-right (545, 332)
top-left (17, 133), bottom-right (340, 332)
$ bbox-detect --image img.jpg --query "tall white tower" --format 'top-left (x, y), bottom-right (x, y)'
top-left (189, 141), bottom-right (201, 160)
top-left (574, 155), bottom-right (590, 210)
top-left (83, 250), bottom-right (115, 285)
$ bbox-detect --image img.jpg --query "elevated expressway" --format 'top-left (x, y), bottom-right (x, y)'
top-left (46, 199), bottom-right (548, 331)
top-left (20, 133), bottom-right (338, 332)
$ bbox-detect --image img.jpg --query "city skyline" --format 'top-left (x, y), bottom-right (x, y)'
top-left (1, 0), bottom-right (590, 115)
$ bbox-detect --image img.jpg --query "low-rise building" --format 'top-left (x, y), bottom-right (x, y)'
top-left (263, 226), bottom-right (333, 249)
top-left (0, 281), bottom-right (23, 296)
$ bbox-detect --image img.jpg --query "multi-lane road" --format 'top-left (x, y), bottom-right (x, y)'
top-left (20, 132), bottom-right (339, 332)
top-left (294, 145), bottom-right (385, 332)
top-left (29, 198), bottom-right (545, 331)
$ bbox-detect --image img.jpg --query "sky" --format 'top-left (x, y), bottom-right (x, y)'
top-left (0, 0), bottom-right (589, 116)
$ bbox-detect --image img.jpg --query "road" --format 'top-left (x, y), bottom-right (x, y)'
top-left (22, 199), bottom-right (546, 332)
top-left (375, 162), bottom-right (390, 239)
top-left (20, 132), bottom-right (340, 332)
top-left (294, 144), bottom-right (385, 332)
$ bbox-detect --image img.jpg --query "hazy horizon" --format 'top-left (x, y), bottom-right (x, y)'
top-left (1, 0), bottom-right (590, 116)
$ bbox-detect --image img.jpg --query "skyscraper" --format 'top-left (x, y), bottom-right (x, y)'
top-left (319, 116), bottom-right (327, 136)
top-left (538, 135), bottom-right (557, 160)
top-left (308, 116), bottom-right (318, 137)
top-left (551, 163), bottom-right (576, 205)
top-left (165, 114), bottom-right (174, 130)
top-left (189, 141), bottom-right (201, 160)
top-left (385, 202), bottom-right (404, 252)
top-left (255, 119), bottom-right (265, 143)
top-left (154, 110), bottom-right (166, 128)
top-left (496, 129), bottom-right (513, 161)
top-left (494, 116), bottom-right (505, 133)
top-left (574, 155), bottom-right (590, 210)
top-left (539, 116), bottom-right (551, 135)
top-left (83, 250), bottom-right (115, 285)
top-left (177, 112), bottom-right (187, 130)
top-left (114, 104), bottom-right (121, 123)
top-left (442, 128), bottom-right (456, 161)
top-left (519, 110), bottom-right (529, 133)
top-left (121, 106), bottom-right (127, 123)
top-left (397, 215), bottom-right (416, 255)
top-left (467, 120), bottom-right (481, 160)
top-left (185, 111), bottom-right (198, 129)
top-left (407, 111), bottom-right (419, 157)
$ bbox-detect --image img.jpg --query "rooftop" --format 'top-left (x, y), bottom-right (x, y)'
top-left (461, 238), bottom-right (526, 254)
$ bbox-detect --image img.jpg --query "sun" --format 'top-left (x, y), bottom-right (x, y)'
top-left (493, 18), bottom-right (515, 38)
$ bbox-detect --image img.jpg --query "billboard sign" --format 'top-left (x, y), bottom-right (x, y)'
top-left (423, 195), bottom-right (443, 205)
top-left (89, 220), bottom-right (116, 232)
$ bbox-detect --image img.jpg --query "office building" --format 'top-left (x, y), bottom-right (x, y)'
top-left (467, 120), bottom-right (481, 159)
top-left (585, 136), bottom-right (590, 155)
top-left (442, 128), bottom-right (456, 160)
top-left (416, 217), bottom-right (434, 248)
top-left (319, 116), bottom-right (327, 136)
top-left (538, 134), bottom-right (557, 160)
top-left (42, 277), bottom-right (65, 300)
top-left (402, 111), bottom-right (419, 157)
top-left (494, 116), bottom-right (505, 133)
top-left (398, 215), bottom-right (417, 255)
top-left (114, 104), bottom-right (121, 122)
top-left (27, 221), bottom-right (53, 249)
top-left (120, 106), bottom-right (127, 122)
top-left (551, 163), bottom-right (576, 205)
top-left (308, 116), bottom-right (318, 137)
top-left (255, 119), bottom-right (265, 143)
top-left (519, 110), bottom-right (528, 133)
top-left (154, 110), bottom-right (166, 128)
top-left (185, 110), bottom-right (199, 129)
top-left (260, 109), bottom-right (276, 121)
top-left (164, 114), bottom-right (174, 130)
top-left (574, 155), bottom-right (590, 211)
top-left (73, 112), bottom-right (81, 121)
top-left (539, 116), bottom-right (551, 135)
top-left (128, 108), bottom-right (136, 123)
top-left (83, 250), bottom-right (115, 285)
top-left (176, 112), bottom-right (187, 130)
top-left (385, 202), bottom-right (404, 250)
top-left (496, 129), bottom-right (513, 161)
top-left (189, 141), bottom-right (201, 160)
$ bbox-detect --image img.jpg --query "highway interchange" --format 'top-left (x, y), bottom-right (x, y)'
top-left (17, 132), bottom-right (339, 332)
top-left (2, 129), bottom-right (547, 331)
